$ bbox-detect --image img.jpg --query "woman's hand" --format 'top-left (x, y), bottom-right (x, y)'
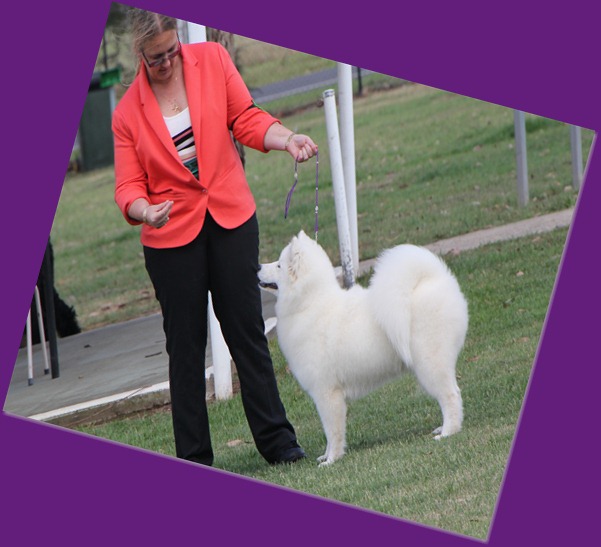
top-left (142, 200), bottom-right (173, 229)
top-left (284, 133), bottom-right (318, 163)
top-left (264, 123), bottom-right (318, 162)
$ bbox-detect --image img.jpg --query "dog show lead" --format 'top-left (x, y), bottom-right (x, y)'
top-left (112, 7), bottom-right (318, 467)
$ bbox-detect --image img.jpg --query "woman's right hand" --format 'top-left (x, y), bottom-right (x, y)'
top-left (143, 200), bottom-right (173, 229)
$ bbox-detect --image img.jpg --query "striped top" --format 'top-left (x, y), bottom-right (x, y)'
top-left (164, 107), bottom-right (198, 179)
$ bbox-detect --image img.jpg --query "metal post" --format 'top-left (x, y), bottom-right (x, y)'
top-left (186, 21), bottom-right (207, 43)
top-left (514, 110), bottom-right (529, 207)
top-left (208, 293), bottom-right (233, 401)
top-left (337, 63), bottom-right (359, 275)
top-left (356, 67), bottom-right (363, 97)
top-left (570, 125), bottom-right (583, 190)
top-left (33, 285), bottom-right (50, 375)
top-left (323, 89), bottom-right (355, 288)
top-left (41, 242), bottom-right (60, 379)
top-left (183, 19), bottom-right (233, 400)
top-left (26, 309), bottom-right (34, 386)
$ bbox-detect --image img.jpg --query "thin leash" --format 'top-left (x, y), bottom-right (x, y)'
top-left (284, 150), bottom-right (319, 240)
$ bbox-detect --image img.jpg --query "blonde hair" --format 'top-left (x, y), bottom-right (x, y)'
top-left (127, 8), bottom-right (178, 73)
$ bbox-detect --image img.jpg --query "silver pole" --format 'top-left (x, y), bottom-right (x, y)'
top-left (183, 20), bottom-right (233, 399)
top-left (570, 125), bottom-right (583, 190)
top-left (514, 110), bottom-right (529, 207)
top-left (323, 89), bottom-right (355, 288)
top-left (337, 63), bottom-right (359, 274)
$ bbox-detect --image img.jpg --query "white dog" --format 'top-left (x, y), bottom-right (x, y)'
top-left (259, 231), bottom-right (468, 466)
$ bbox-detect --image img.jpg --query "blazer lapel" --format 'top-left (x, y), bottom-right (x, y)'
top-left (138, 67), bottom-right (181, 164)
top-left (182, 46), bottom-right (202, 169)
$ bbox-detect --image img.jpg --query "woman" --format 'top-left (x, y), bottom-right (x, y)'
top-left (112, 8), bottom-right (318, 467)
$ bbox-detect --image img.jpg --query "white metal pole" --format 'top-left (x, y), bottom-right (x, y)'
top-left (26, 310), bottom-right (34, 386)
top-left (514, 110), bottom-right (529, 207)
top-left (185, 21), bottom-right (207, 43)
top-left (208, 293), bottom-right (233, 400)
top-left (570, 125), bottom-right (583, 190)
top-left (33, 285), bottom-right (50, 375)
top-left (183, 20), bottom-right (233, 399)
top-left (323, 89), bottom-right (355, 288)
top-left (337, 63), bottom-right (359, 274)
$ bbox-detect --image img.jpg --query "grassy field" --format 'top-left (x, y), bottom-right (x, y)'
top-left (46, 32), bottom-right (594, 540)
top-left (75, 226), bottom-right (568, 540)
top-left (53, 79), bottom-right (592, 331)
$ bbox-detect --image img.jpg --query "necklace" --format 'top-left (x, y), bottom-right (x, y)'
top-left (168, 98), bottom-right (181, 113)
top-left (152, 74), bottom-right (184, 114)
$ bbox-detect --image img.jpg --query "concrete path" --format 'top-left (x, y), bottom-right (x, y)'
top-left (3, 209), bottom-right (573, 427)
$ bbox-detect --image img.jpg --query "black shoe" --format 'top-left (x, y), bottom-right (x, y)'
top-left (271, 445), bottom-right (306, 465)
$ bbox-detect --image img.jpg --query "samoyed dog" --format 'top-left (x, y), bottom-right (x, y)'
top-left (258, 231), bottom-right (468, 466)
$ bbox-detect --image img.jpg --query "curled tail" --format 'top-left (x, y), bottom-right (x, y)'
top-left (368, 245), bottom-right (464, 368)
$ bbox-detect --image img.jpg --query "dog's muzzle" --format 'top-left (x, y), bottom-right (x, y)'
top-left (258, 265), bottom-right (278, 291)
top-left (259, 281), bottom-right (278, 290)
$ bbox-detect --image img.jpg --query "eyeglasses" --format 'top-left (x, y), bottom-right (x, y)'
top-left (142, 37), bottom-right (182, 68)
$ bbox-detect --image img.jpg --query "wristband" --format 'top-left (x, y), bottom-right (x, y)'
top-left (284, 133), bottom-right (296, 150)
top-left (142, 206), bottom-right (149, 224)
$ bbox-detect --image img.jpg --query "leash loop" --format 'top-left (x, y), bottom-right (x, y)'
top-left (284, 151), bottom-right (319, 240)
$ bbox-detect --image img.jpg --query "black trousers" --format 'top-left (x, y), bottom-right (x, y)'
top-left (144, 212), bottom-right (297, 465)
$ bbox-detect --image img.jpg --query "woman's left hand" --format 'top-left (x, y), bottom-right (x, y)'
top-left (285, 133), bottom-right (318, 163)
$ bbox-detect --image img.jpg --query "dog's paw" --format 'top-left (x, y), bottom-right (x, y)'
top-left (317, 455), bottom-right (338, 467)
top-left (317, 451), bottom-right (344, 466)
top-left (432, 425), bottom-right (461, 440)
top-left (433, 426), bottom-right (447, 440)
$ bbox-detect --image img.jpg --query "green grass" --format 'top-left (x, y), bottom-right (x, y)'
top-left (52, 81), bottom-right (593, 330)
top-left (51, 36), bottom-right (591, 539)
top-left (68, 31), bottom-right (594, 330)
top-left (251, 84), bottom-right (590, 265)
top-left (75, 227), bottom-right (567, 540)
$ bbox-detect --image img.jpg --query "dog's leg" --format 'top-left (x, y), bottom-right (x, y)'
top-left (431, 384), bottom-right (463, 440)
top-left (412, 362), bottom-right (463, 440)
top-left (312, 388), bottom-right (347, 466)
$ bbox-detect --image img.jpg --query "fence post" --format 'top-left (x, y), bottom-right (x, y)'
top-left (208, 293), bottom-right (233, 400)
top-left (323, 89), bottom-right (355, 288)
top-left (337, 63), bottom-right (359, 275)
top-left (570, 125), bottom-right (583, 190)
top-left (514, 110), bottom-right (529, 207)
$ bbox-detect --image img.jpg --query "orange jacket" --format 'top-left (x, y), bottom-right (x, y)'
top-left (113, 41), bottom-right (279, 248)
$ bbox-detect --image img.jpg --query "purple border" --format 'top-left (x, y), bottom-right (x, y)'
top-left (1, 1), bottom-right (598, 545)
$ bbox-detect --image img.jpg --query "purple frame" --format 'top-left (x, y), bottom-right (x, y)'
top-left (1, 1), bottom-right (598, 545)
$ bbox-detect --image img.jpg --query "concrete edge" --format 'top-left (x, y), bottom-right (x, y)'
top-left (35, 210), bottom-right (573, 427)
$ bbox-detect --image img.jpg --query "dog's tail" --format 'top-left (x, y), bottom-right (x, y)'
top-left (368, 245), bottom-right (460, 368)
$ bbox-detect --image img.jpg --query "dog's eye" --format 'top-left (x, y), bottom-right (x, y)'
top-left (277, 264), bottom-right (281, 268)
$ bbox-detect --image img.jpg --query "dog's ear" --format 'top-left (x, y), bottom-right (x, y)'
top-left (288, 235), bottom-right (302, 282)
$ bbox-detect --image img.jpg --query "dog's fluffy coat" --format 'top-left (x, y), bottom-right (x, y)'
top-left (259, 231), bottom-right (468, 465)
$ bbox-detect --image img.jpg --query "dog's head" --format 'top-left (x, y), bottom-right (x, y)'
top-left (258, 230), bottom-right (334, 294)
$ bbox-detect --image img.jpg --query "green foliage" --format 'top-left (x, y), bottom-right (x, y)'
top-left (62, 32), bottom-right (593, 330)
top-left (60, 25), bottom-right (592, 543)
top-left (77, 228), bottom-right (567, 540)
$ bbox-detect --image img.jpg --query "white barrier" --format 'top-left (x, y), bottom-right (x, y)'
top-left (337, 64), bottom-right (359, 274)
top-left (513, 110), bottom-right (529, 207)
top-left (323, 89), bottom-right (355, 288)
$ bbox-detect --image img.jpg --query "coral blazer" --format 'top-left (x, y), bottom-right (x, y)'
top-left (113, 42), bottom-right (279, 249)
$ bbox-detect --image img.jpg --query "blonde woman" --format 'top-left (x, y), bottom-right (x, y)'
top-left (113, 8), bottom-right (317, 466)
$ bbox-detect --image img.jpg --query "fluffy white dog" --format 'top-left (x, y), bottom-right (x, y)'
top-left (259, 231), bottom-right (468, 466)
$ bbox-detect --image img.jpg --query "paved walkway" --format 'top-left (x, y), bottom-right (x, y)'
top-left (3, 209), bottom-right (573, 426)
